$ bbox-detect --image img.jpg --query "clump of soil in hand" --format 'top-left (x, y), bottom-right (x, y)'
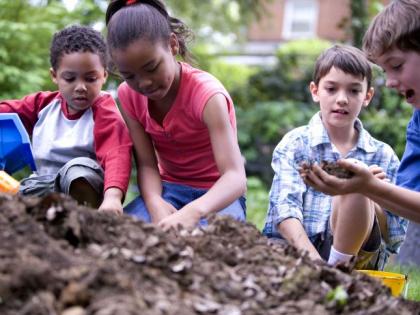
top-left (0, 193), bottom-right (418, 315)
top-left (320, 160), bottom-right (354, 179)
top-left (300, 160), bottom-right (354, 179)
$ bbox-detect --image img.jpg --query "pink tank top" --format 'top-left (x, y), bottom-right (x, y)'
top-left (118, 62), bottom-right (237, 189)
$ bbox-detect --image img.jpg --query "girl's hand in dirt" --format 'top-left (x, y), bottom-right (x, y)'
top-left (158, 205), bottom-right (201, 230)
top-left (148, 198), bottom-right (177, 224)
top-left (301, 159), bottom-right (375, 196)
top-left (98, 188), bottom-right (124, 215)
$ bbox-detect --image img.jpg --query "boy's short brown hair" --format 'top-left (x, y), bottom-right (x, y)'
top-left (313, 45), bottom-right (372, 89)
top-left (363, 0), bottom-right (420, 61)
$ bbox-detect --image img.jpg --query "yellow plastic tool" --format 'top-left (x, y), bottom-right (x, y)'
top-left (0, 170), bottom-right (20, 195)
top-left (0, 113), bottom-right (36, 195)
top-left (358, 270), bottom-right (408, 297)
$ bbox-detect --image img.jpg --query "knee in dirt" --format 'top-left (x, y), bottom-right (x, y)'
top-left (69, 178), bottom-right (101, 208)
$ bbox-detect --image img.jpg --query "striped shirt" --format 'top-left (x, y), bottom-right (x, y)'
top-left (263, 112), bottom-right (408, 256)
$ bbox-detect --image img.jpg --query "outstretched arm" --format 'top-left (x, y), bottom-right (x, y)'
top-left (159, 93), bottom-right (246, 229)
top-left (278, 218), bottom-right (322, 261)
top-left (302, 159), bottom-right (420, 223)
top-left (120, 109), bottom-right (177, 223)
top-left (266, 136), bottom-right (321, 261)
top-left (0, 91), bottom-right (60, 134)
top-left (93, 94), bottom-right (132, 214)
top-left (365, 179), bottom-right (420, 223)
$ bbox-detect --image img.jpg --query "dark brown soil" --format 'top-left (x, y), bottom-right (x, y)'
top-left (300, 160), bottom-right (354, 179)
top-left (0, 193), bottom-right (418, 315)
top-left (319, 161), bottom-right (354, 179)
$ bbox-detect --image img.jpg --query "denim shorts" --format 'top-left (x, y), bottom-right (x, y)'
top-left (124, 181), bottom-right (246, 225)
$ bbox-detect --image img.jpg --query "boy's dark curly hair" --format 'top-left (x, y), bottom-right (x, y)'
top-left (50, 25), bottom-right (107, 70)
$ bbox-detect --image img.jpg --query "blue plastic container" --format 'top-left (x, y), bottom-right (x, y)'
top-left (0, 113), bottom-right (36, 174)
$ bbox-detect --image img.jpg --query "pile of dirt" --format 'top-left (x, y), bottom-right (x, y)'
top-left (0, 193), bottom-right (418, 315)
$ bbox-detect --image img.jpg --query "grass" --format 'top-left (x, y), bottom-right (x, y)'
top-left (385, 264), bottom-right (420, 301)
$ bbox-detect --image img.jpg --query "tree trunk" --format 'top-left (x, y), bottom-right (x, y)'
top-left (396, 222), bottom-right (420, 265)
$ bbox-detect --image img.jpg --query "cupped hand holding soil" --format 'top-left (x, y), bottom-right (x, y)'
top-left (300, 158), bottom-right (368, 179)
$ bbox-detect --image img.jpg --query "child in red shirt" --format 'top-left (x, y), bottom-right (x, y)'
top-left (106, 0), bottom-right (247, 228)
top-left (0, 25), bottom-right (132, 214)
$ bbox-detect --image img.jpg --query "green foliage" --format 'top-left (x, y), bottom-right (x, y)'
top-left (338, 0), bottom-right (384, 48)
top-left (166, 0), bottom-right (269, 44)
top-left (207, 60), bottom-right (256, 94)
top-left (198, 57), bottom-right (257, 108)
top-left (349, 0), bottom-right (369, 48)
top-left (246, 176), bottom-right (269, 230)
top-left (72, 0), bottom-right (107, 26)
top-left (246, 39), bottom-right (331, 106)
top-left (361, 103), bottom-right (411, 158)
top-left (0, 1), bottom-right (59, 99)
top-left (0, 0), bottom-right (107, 100)
top-left (276, 39), bottom-right (332, 62)
top-left (326, 286), bottom-right (348, 307)
top-left (237, 101), bottom-right (317, 184)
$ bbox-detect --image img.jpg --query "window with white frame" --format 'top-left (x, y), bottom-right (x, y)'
top-left (283, 0), bottom-right (318, 39)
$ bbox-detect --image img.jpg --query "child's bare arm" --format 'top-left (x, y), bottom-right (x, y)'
top-left (365, 178), bottom-right (420, 223)
top-left (278, 218), bottom-right (322, 261)
top-left (159, 93), bottom-right (246, 229)
top-left (98, 187), bottom-right (124, 215)
top-left (300, 159), bottom-right (372, 195)
top-left (304, 159), bottom-right (420, 223)
top-left (120, 108), bottom-right (176, 223)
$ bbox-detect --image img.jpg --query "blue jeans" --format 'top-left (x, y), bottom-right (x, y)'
top-left (124, 181), bottom-right (246, 225)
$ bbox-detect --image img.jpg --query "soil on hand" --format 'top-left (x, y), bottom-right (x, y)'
top-left (299, 160), bottom-right (354, 179)
top-left (0, 193), bottom-right (418, 315)
top-left (320, 161), bottom-right (354, 179)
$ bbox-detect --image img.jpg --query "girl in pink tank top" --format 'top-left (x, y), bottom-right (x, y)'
top-left (106, 0), bottom-right (247, 229)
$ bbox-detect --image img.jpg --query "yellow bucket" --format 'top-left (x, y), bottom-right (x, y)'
top-left (358, 270), bottom-right (408, 297)
top-left (0, 170), bottom-right (20, 195)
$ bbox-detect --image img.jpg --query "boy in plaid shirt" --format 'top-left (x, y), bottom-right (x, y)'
top-left (263, 45), bottom-right (407, 269)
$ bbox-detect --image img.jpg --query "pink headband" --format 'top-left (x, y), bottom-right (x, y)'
top-left (126, 0), bottom-right (137, 5)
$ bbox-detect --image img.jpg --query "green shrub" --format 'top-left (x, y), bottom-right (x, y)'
top-left (237, 101), bottom-right (317, 185)
top-left (246, 39), bottom-right (331, 105)
top-left (246, 176), bottom-right (269, 231)
top-left (207, 60), bottom-right (257, 108)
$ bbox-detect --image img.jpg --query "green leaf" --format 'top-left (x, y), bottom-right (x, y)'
top-left (326, 286), bottom-right (349, 307)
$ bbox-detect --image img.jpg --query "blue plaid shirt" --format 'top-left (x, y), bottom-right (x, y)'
top-left (263, 112), bottom-right (408, 256)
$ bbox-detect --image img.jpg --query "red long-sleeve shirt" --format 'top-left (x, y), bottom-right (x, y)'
top-left (0, 91), bottom-right (132, 193)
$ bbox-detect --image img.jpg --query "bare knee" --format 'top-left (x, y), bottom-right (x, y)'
top-left (330, 194), bottom-right (376, 254)
top-left (332, 194), bottom-right (374, 225)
